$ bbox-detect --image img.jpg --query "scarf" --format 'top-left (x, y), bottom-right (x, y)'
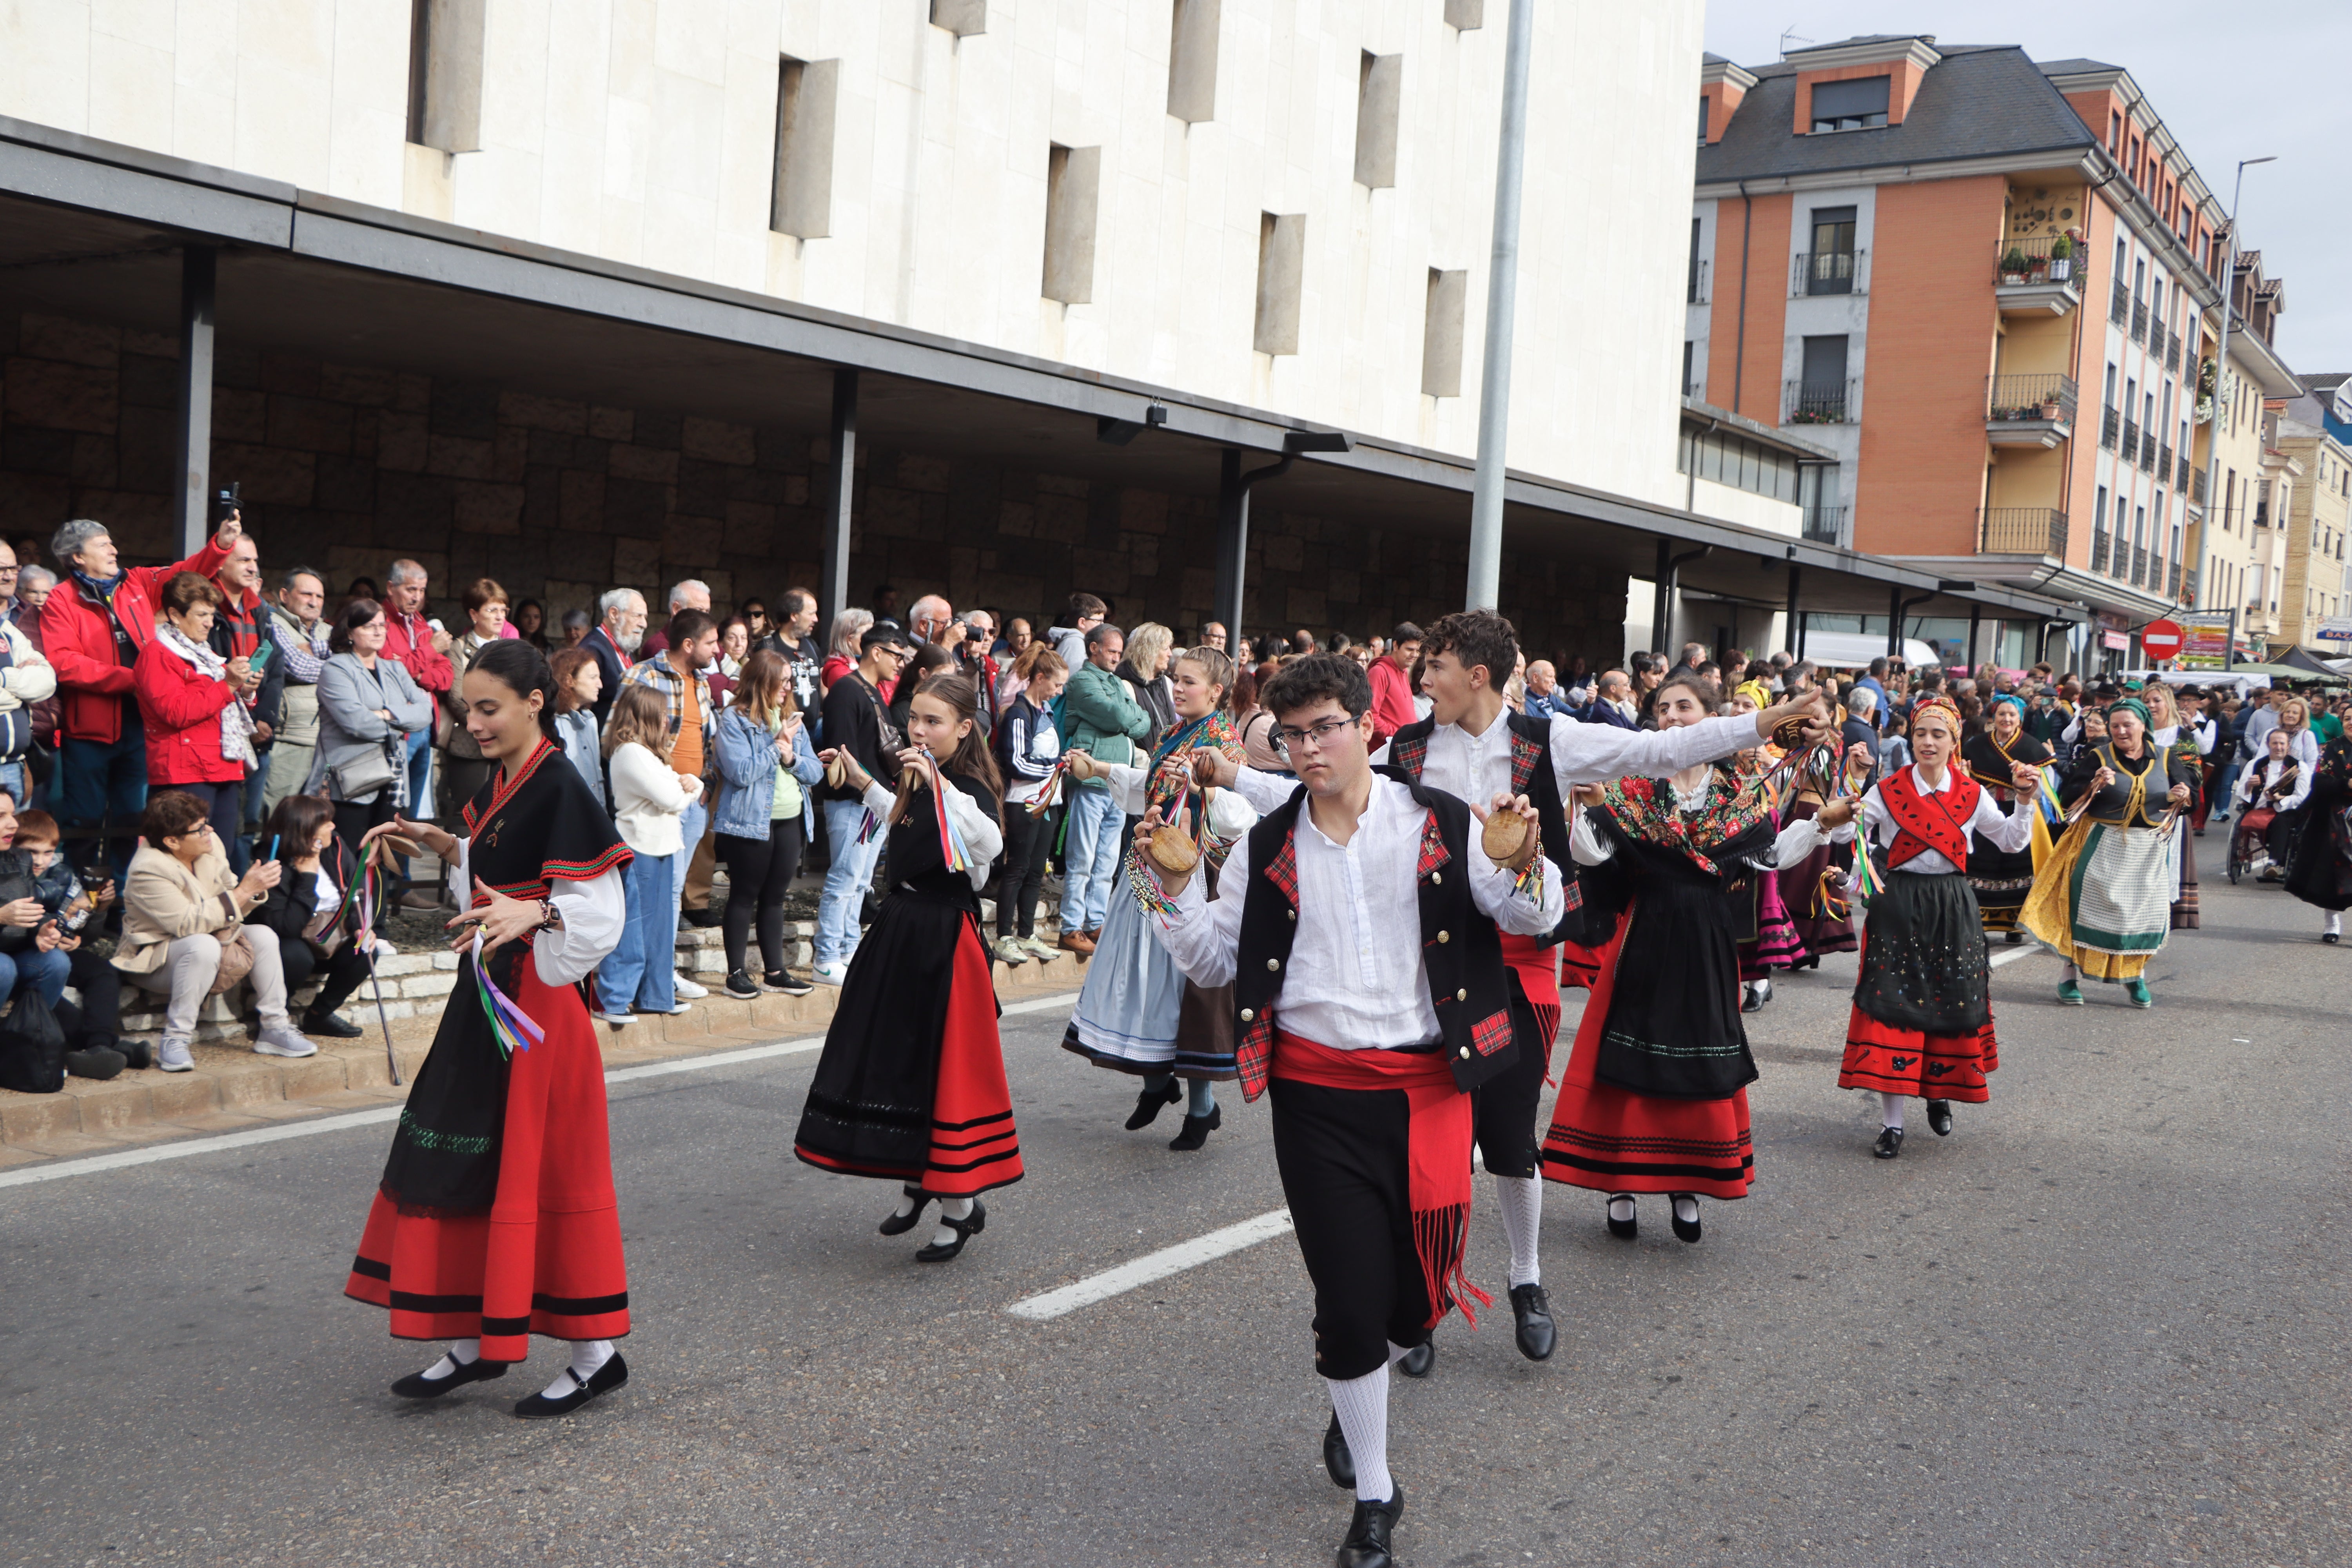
top-left (158, 623), bottom-right (258, 768)
top-left (70, 568), bottom-right (123, 606)
top-left (270, 604), bottom-right (330, 684)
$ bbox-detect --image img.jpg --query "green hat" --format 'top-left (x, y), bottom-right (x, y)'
top-left (2109, 697), bottom-right (2152, 731)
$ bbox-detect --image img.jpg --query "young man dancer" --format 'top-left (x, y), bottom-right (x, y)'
top-left (1143, 653), bottom-right (1560, 1568)
top-left (1201, 622), bottom-right (1831, 1372)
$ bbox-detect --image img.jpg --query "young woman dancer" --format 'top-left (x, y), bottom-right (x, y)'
top-left (1540, 673), bottom-right (1830, 1241)
top-left (1805, 696), bottom-right (2040, 1157)
top-left (793, 672), bottom-right (1019, 1260)
top-left (2022, 697), bottom-right (2196, 1009)
top-left (1058, 646), bottom-right (1256, 1151)
top-left (1727, 682), bottom-right (1803, 1013)
top-left (2284, 728), bottom-right (2352, 943)
top-left (343, 639), bottom-right (637, 1418)
top-left (1959, 694), bottom-right (2054, 944)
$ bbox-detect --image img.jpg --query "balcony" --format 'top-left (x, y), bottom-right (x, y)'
top-left (1979, 507), bottom-right (2067, 558)
top-left (2149, 323), bottom-right (2166, 363)
top-left (1688, 258), bottom-right (1710, 305)
top-left (1993, 238), bottom-right (2085, 316)
top-left (1784, 378), bottom-right (1855, 425)
top-left (2181, 566), bottom-right (2198, 604)
top-left (1985, 373), bottom-right (2076, 448)
top-left (2092, 529), bottom-right (2111, 573)
top-left (2110, 279), bottom-right (2131, 326)
top-left (2139, 430), bottom-right (2158, 473)
top-left (1793, 249), bottom-right (1866, 297)
top-left (2101, 406), bottom-right (2120, 450)
top-left (2178, 455), bottom-right (2194, 492)
top-left (2192, 468), bottom-right (2209, 505)
top-left (2131, 299), bottom-right (2149, 345)
top-left (2159, 441), bottom-right (2174, 479)
top-left (2123, 416), bottom-right (2141, 460)
top-left (1801, 505), bottom-right (1846, 544)
top-left (2167, 561), bottom-right (2182, 600)
top-left (2131, 544), bottom-right (2149, 587)
top-left (2165, 336), bottom-right (2181, 376)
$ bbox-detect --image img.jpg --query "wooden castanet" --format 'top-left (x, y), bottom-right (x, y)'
top-left (1480, 809), bottom-right (1533, 868)
top-left (1147, 823), bottom-right (1200, 876)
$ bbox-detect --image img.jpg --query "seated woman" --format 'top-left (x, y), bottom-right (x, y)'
top-left (113, 789), bottom-right (312, 1074)
top-left (250, 793), bottom-right (386, 1039)
top-left (11, 806), bottom-right (130, 1074)
top-left (0, 786), bottom-right (76, 1038)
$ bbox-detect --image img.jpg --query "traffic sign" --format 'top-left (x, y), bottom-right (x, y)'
top-left (2140, 619), bottom-right (2185, 661)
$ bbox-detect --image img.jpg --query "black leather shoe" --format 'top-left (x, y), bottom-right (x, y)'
top-left (392, 1354), bottom-right (510, 1399)
top-left (877, 1185), bottom-right (930, 1236)
top-left (1606, 1195), bottom-right (1637, 1240)
top-left (303, 1010), bottom-right (366, 1039)
top-left (1508, 1283), bottom-right (1555, 1361)
top-left (1740, 981), bottom-right (1768, 1013)
top-left (1336, 1483), bottom-right (1404, 1568)
top-left (1125, 1080), bottom-right (1181, 1130)
top-left (1669, 1195), bottom-right (1702, 1243)
top-left (1396, 1340), bottom-right (1433, 1379)
top-left (513, 1352), bottom-right (628, 1418)
top-left (1167, 1104), bottom-right (1222, 1151)
top-left (2325, 931), bottom-right (2342, 945)
top-left (64, 1045), bottom-right (125, 1080)
top-left (915, 1199), bottom-right (986, 1262)
top-left (682, 906), bottom-right (723, 929)
top-left (1323, 1412), bottom-right (1355, 1489)
top-left (1926, 1100), bottom-right (1954, 1136)
top-left (1873, 1126), bottom-right (1904, 1160)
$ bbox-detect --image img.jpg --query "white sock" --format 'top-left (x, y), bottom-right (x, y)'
top-left (1750, 978), bottom-right (1771, 1002)
top-left (889, 1190), bottom-right (921, 1220)
top-left (1672, 1195), bottom-right (1699, 1225)
top-left (930, 1195), bottom-right (975, 1248)
top-left (1494, 1173), bottom-right (1543, 1288)
top-left (419, 1337), bottom-right (483, 1380)
top-left (2061, 961), bottom-right (2080, 983)
top-left (1881, 1092), bottom-right (1906, 1131)
top-left (540, 1338), bottom-right (613, 1399)
top-left (1327, 1365), bottom-right (1394, 1503)
top-left (1607, 1194), bottom-right (1635, 1223)
top-left (2327, 913), bottom-right (2342, 936)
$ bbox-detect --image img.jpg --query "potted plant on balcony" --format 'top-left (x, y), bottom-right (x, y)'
top-left (2049, 233), bottom-right (2075, 281)
top-left (2000, 246), bottom-right (2030, 286)
top-left (2038, 391), bottom-right (2064, 420)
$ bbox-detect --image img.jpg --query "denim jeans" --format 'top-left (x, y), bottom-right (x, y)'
top-left (1059, 784), bottom-right (1126, 933)
top-left (0, 759), bottom-right (24, 809)
top-left (403, 728), bottom-right (434, 819)
top-left (673, 797), bottom-right (708, 913)
top-left (596, 845), bottom-right (678, 1014)
top-left (816, 796), bottom-right (884, 967)
top-left (58, 728), bottom-right (148, 887)
top-left (0, 945), bottom-right (72, 1009)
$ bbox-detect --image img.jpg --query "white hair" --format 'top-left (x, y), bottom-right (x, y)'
top-left (668, 579), bottom-right (710, 610)
top-left (599, 587), bottom-right (644, 621)
top-left (1846, 685), bottom-right (1878, 716)
top-left (387, 559), bottom-right (428, 586)
top-left (52, 519), bottom-right (109, 564)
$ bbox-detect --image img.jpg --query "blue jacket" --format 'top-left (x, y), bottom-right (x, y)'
top-left (711, 706), bottom-right (823, 840)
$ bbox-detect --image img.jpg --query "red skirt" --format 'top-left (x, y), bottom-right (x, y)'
top-left (1539, 915), bottom-right (1754, 1200)
top-left (1837, 1009), bottom-right (1998, 1103)
top-left (345, 955), bottom-right (630, 1361)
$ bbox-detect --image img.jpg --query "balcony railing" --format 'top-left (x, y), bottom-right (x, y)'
top-left (2101, 406), bottom-right (2120, 450)
top-left (2148, 323), bottom-right (2165, 363)
top-left (2110, 279), bottom-right (2131, 326)
top-left (1987, 372), bottom-right (2077, 423)
top-left (1801, 506), bottom-right (1846, 544)
top-left (1793, 249), bottom-right (1865, 297)
top-left (1979, 507), bottom-right (2068, 557)
top-left (1994, 238), bottom-right (2087, 290)
top-left (2181, 566), bottom-right (2198, 604)
top-left (2123, 416), bottom-right (2141, 458)
top-left (2167, 560), bottom-right (2182, 599)
top-left (1688, 258), bottom-right (1710, 305)
top-left (2159, 440), bottom-right (2174, 478)
top-left (2091, 530), bottom-right (2111, 573)
top-left (2177, 455), bottom-right (2194, 492)
top-left (2132, 544), bottom-right (2150, 586)
top-left (2139, 430), bottom-right (2158, 472)
top-left (2132, 299), bottom-right (2149, 345)
top-left (2254, 501), bottom-right (2271, 529)
top-left (2166, 336), bottom-right (2181, 376)
top-left (1785, 378), bottom-right (1855, 425)
top-left (2192, 468), bottom-right (2209, 505)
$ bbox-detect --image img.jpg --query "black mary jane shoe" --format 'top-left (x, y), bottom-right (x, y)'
top-left (1395, 1340), bottom-right (1434, 1379)
top-left (1606, 1196), bottom-right (1638, 1240)
top-left (1669, 1196), bottom-right (1703, 1244)
top-left (1740, 981), bottom-right (1768, 1014)
top-left (391, 1355), bottom-right (511, 1400)
top-left (877, 1185), bottom-right (931, 1236)
top-left (303, 1010), bottom-right (366, 1040)
top-left (2325, 931), bottom-right (2342, 946)
top-left (1873, 1126), bottom-right (1905, 1160)
top-left (513, 1353), bottom-right (629, 1419)
top-left (1323, 1412), bottom-right (1356, 1489)
top-left (1508, 1283), bottom-right (1556, 1361)
top-left (1167, 1104), bottom-right (1223, 1151)
top-left (2004, 930), bottom-right (2026, 946)
top-left (1926, 1100), bottom-right (1954, 1137)
top-left (1124, 1080), bottom-right (1182, 1131)
top-left (915, 1199), bottom-right (987, 1263)
top-left (1336, 1483), bottom-right (1405, 1568)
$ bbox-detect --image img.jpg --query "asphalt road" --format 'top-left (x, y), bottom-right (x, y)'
top-left (4, 865), bottom-right (2347, 1567)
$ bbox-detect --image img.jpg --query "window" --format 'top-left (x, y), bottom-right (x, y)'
top-left (1699, 93), bottom-right (1711, 142)
top-left (1040, 145), bottom-right (1101, 305)
top-left (1681, 340), bottom-right (1695, 399)
top-left (2133, 258), bottom-right (2145, 302)
top-left (2109, 111), bottom-right (2122, 152)
top-left (1168, 0), bottom-right (1220, 123)
top-left (1354, 52), bottom-right (1401, 189)
top-left (930, 0), bottom-right (985, 34)
top-left (1804, 205), bottom-right (1857, 295)
top-left (1423, 269), bottom-right (1467, 398)
top-left (1444, 0), bottom-right (1484, 26)
top-left (1808, 75), bottom-right (1889, 132)
top-left (407, 0), bottom-right (486, 152)
top-left (1687, 218), bottom-right (1704, 303)
top-left (1254, 212), bottom-right (1305, 356)
top-left (770, 55), bottom-right (841, 238)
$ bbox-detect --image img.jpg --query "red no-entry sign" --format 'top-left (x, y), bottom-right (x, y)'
top-left (2140, 619), bottom-right (2184, 661)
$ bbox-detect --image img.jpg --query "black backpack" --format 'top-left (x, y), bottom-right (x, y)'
top-left (0, 985), bottom-right (68, 1094)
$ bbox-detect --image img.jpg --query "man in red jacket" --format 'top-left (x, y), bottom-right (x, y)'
top-left (44, 512), bottom-right (241, 884)
top-left (1366, 620), bottom-right (1423, 750)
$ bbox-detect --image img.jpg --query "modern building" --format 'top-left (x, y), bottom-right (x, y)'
top-left (1688, 35), bottom-right (2298, 670)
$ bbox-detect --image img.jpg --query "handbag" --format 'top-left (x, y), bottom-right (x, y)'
top-left (206, 927), bottom-right (256, 997)
top-left (0, 985), bottom-right (68, 1094)
top-left (332, 739), bottom-right (399, 803)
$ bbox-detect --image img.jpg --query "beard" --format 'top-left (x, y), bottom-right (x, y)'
top-left (617, 626), bottom-right (644, 654)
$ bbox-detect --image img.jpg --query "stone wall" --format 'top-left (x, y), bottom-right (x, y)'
top-left (0, 308), bottom-right (1628, 665)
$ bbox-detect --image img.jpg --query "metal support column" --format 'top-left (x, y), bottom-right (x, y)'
top-left (173, 247), bottom-right (218, 557)
top-left (820, 369), bottom-right (857, 624)
top-left (1887, 584), bottom-right (1905, 659)
top-left (1651, 539), bottom-right (1673, 655)
top-left (1782, 563), bottom-right (1801, 656)
top-left (1463, 0), bottom-right (1534, 610)
top-left (1966, 604), bottom-right (1982, 671)
top-left (1214, 449), bottom-right (1248, 647)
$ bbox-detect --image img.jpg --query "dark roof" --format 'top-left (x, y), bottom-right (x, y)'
top-left (1696, 44), bottom-right (2098, 185)
top-left (2034, 58), bottom-right (2125, 77)
top-left (1702, 51), bottom-right (1731, 66)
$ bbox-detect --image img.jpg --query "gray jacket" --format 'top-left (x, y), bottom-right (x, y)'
top-left (306, 653), bottom-right (432, 802)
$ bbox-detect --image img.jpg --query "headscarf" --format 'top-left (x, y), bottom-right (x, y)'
top-left (2107, 697), bottom-right (2151, 732)
top-left (1990, 693), bottom-right (2026, 716)
top-left (1734, 679), bottom-right (1771, 712)
top-left (1907, 693), bottom-right (1962, 737)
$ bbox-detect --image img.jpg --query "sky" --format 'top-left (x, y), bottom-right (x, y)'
top-left (1703, 0), bottom-right (2352, 377)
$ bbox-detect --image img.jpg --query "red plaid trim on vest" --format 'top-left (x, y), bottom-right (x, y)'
top-left (1471, 1007), bottom-right (1512, 1056)
top-left (1509, 731), bottom-right (1541, 797)
top-left (1235, 828), bottom-right (1303, 1101)
top-left (1390, 733), bottom-right (1430, 780)
top-left (1417, 809), bottom-right (1450, 882)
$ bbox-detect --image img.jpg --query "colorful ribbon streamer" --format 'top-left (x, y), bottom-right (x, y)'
top-left (930, 764), bottom-right (976, 873)
top-left (471, 924), bottom-right (546, 1062)
top-left (1024, 753), bottom-right (1072, 816)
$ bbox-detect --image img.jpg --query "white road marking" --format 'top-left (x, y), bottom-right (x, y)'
top-left (1988, 942), bottom-right (2048, 969)
top-left (0, 991), bottom-right (1081, 1192)
top-left (1005, 1207), bottom-right (1296, 1321)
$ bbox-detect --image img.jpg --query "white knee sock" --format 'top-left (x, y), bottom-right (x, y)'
top-left (418, 1336), bottom-right (483, 1380)
top-left (889, 1189), bottom-right (921, 1220)
top-left (1327, 1365), bottom-right (1394, 1503)
top-left (1494, 1173), bottom-right (1543, 1288)
top-left (1671, 1194), bottom-right (1700, 1224)
top-left (1880, 1092), bottom-right (1905, 1131)
top-left (540, 1338), bottom-right (613, 1399)
top-left (1606, 1194), bottom-right (1635, 1223)
top-left (2327, 913), bottom-right (2342, 936)
top-left (931, 1195), bottom-right (975, 1248)
top-left (2061, 960), bottom-right (2080, 983)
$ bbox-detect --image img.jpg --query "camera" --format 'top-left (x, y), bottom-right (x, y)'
top-left (214, 481), bottom-right (241, 523)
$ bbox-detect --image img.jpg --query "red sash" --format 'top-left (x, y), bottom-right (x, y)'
top-left (1881, 767), bottom-right (1980, 870)
top-left (1273, 1032), bottom-right (1488, 1329)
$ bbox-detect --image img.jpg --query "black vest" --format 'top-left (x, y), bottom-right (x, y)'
top-left (1386, 710), bottom-right (1584, 947)
top-left (1230, 767), bottom-right (1517, 1098)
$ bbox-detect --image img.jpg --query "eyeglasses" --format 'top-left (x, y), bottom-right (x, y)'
top-left (1273, 715), bottom-right (1357, 753)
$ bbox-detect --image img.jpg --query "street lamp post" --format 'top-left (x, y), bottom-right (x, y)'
top-left (2203, 155), bottom-right (2274, 673)
top-left (1463, 0), bottom-right (1532, 611)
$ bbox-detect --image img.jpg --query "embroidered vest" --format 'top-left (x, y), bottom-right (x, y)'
top-left (1880, 767), bottom-right (1981, 870)
top-left (1385, 711), bottom-right (1584, 946)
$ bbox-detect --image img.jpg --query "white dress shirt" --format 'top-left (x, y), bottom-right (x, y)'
top-left (1093, 762), bottom-right (1259, 840)
top-left (2236, 755), bottom-right (2311, 812)
top-left (450, 845), bottom-right (626, 987)
top-left (1567, 773), bottom-right (1828, 872)
top-left (1150, 776), bottom-right (1563, 1050)
top-left (1791, 763), bottom-right (2033, 876)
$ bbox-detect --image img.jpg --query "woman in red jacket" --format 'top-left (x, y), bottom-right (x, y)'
top-left (133, 572), bottom-right (260, 849)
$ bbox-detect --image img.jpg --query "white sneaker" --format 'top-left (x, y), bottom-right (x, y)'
top-left (254, 1024), bottom-right (318, 1059)
top-left (597, 1010), bottom-right (636, 1026)
top-left (157, 1036), bottom-right (194, 1073)
top-left (671, 973), bottom-right (709, 999)
top-left (812, 961), bottom-right (849, 987)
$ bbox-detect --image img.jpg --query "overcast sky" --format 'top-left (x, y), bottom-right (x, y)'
top-left (1703, 2), bottom-right (2351, 377)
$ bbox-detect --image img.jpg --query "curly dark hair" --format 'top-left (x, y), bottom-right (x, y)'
top-left (140, 789), bottom-right (212, 845)
top-left (1260, 651), bottom-right (1372, 722)
top-left (1419, 610), bottom-right (1518, 691)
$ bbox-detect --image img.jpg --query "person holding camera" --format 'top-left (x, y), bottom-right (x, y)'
top-left (134, 571), bottom-right (262, 851)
